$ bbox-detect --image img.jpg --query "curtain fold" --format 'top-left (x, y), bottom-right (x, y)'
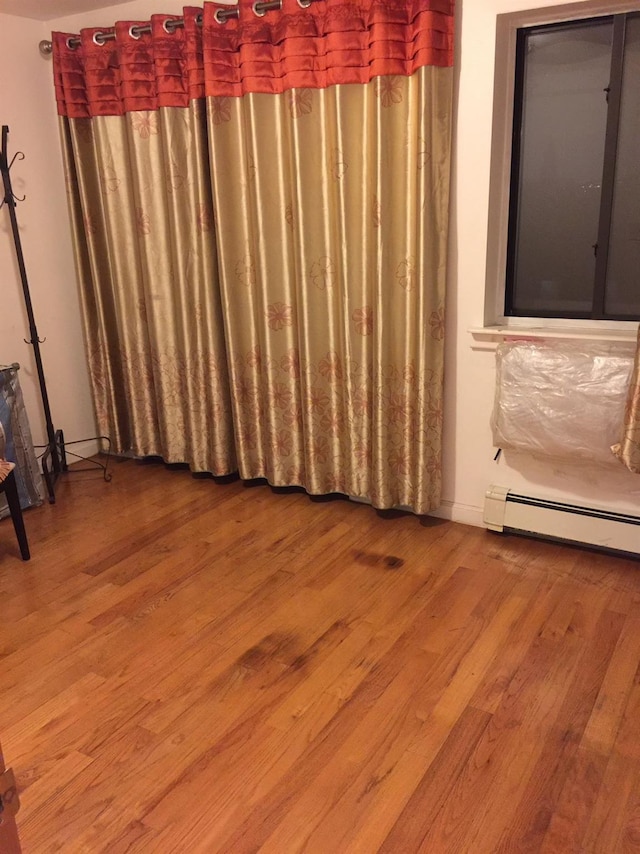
top-left (201, 0), bottom-right (453, 95)
top-left (54, 22), bottom-right (236, 475)
top-left (613, 327), bottom-right (640, 473)
top-left (52, 0), bottom-right (455, 512)
top-left (207, 68), bottom-right (451, 510)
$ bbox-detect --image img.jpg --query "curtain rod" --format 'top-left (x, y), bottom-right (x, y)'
top-left (38, 0), bottom-right (320, 56)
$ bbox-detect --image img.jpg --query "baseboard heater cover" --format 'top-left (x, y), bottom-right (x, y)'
top-left (484, 485), bottom-right (640, 558)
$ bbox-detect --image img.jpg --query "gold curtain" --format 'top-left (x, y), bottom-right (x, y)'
top-left (54, 2), bottom-right (455, 512)
top-left (613, 328), bottom-right (640, 473)
top-left (60, 101), bottom-right (236, 475)
top-left (208, 69), bottom-right (452, 513)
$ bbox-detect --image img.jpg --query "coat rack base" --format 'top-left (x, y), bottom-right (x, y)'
top-left (41, 429), bottom-right (66, 503)
top-left (41, 430), bottom-right (112, 504)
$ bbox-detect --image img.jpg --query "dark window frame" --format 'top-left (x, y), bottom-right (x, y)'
top-left (505, 12), bottom-right (640, 322)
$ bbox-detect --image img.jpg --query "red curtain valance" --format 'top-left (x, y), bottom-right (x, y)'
top-left (53, 0), bottom-right (454, 118)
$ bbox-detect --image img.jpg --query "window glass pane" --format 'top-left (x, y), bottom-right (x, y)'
top-left (510, 22), bottom-right (612, 316)
top-left (605, 16), bottom-right (640, 318)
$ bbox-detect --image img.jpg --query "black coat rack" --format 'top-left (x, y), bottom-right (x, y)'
top-left (1, 124), bottom-right (110, 502)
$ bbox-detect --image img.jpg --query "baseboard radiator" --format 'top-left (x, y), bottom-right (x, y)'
top-left (484, 485), bottom-right (640, 558)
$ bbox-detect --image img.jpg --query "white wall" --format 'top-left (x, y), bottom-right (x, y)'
top-left (2, 0), bottom-right (639, 520)
top-left (48, 0), bottom-right (192, 32)
top-left (444, 0), bottom-right (640, 525)
top-left (0, 13), bottom-right (96, 458)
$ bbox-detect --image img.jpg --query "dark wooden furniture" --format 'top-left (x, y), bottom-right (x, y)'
top-left (0, 466), bottom-right (30, 561)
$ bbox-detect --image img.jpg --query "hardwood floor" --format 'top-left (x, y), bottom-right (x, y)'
top-left (1, 458), bottom-right (639, 852)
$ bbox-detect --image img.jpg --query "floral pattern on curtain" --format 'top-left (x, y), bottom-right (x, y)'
top-left (54, 16), bottom-right (235, 475)
top-left (52, 0), bottom-right (454, 513)
top-left (208, 70), bottom-right (451, 511)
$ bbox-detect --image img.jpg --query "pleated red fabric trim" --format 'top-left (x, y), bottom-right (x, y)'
top-left (53, 0), bottom-right (454, 118)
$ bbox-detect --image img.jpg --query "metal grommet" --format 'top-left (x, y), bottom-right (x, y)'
top-left (93, 31), bottom-right (106, 45)
top-left (215, 5), bottom-right (240, 24)
top-left (253, 2), bottom-right (266, 16)
top-left (195, 12), bottom-right (203, 25)
top-left (163, 18), bottom-right (177, 34)
top-left (66, 36), bottom-right (78, 50)
top-left (129, 25), bottom-right (141, 39)
top-left (297, 0), bottom-right (312, 7)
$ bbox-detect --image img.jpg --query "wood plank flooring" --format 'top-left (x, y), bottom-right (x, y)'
top-left (1, 458), bottom-right (639, 852)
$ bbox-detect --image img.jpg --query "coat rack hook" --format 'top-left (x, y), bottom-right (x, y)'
top-left (8, 151), bottom-right (25, 171)
top-left (8, 152), bottom-right (26, 201)
top-left (1, 146), bottom-right (26, 207)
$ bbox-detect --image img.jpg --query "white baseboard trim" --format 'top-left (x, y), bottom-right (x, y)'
top-left (430, 500), bottom-right (485, 528)
top-left (483, 486), bottom-right (640, 557)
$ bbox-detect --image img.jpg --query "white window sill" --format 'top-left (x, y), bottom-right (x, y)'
top-left (468, 324), bottom-right (638, 351)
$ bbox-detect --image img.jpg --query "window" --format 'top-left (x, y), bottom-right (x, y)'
top-left (485, 2), bottom-right (640, 326)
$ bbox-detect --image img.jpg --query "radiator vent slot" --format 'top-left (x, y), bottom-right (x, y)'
top-left (484, 485), bottom-right (640, 558)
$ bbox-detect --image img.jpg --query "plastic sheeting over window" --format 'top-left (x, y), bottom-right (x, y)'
top-left (491, 340), bottom-right (636, 466)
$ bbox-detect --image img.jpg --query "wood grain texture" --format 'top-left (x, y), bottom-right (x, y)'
top-left (0, 740), bottom-right (22, 853)
top-left (0, 458), bottom-right (639, 853)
